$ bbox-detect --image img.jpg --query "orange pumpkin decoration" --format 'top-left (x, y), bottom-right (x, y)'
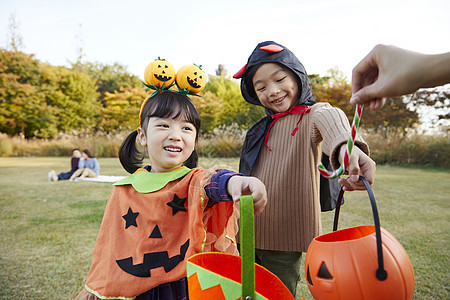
top-left (304, 177), bottom-right (415, 300)
top-left (175, 64), bottom-right (207, 93)
top-left (144, 58), bottom-right (176, 88)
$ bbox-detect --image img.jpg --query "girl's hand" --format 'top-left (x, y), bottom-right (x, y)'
top-left (337, 145), bottom-right (376, 191)
top-left (227, 176), bottom-right (267, 215)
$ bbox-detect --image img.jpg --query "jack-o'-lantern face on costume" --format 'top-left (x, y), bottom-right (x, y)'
top-left (84, 167), bottom-right (227, 299)
top-left (116, 193), bottom-right (190, 277)
top-left (144, 58), bottom-right (176, 88)
top-left (176, 64), bottom-right (207, 94)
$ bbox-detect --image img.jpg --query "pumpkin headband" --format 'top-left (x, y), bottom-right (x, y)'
top-left (139, 58), bottom-right (206, 122)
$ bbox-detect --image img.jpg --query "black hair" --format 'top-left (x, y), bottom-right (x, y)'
top-left (82, 149), bottom-right (94, 158)
top-left (119, 92), bottom-right (201, 174)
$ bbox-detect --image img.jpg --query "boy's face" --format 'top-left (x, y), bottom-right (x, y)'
top-left (73, 150), bottom-right (81, 158)
top-left (252, 63), bottom-right (299, 113)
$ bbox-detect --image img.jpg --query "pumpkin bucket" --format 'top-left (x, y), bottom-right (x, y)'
top-left (304, 177), bottom-right (415, 300)
top-left (187, 195), bottom-right (299, 300)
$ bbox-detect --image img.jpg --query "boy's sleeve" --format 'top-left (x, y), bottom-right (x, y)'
top-left (204, 169), bottom-right (242, 207)
top-left (311, 103), bottom-right (369, 169)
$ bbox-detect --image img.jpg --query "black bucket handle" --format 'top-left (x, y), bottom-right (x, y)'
top-left (332, 176), bottom-right (388, 281)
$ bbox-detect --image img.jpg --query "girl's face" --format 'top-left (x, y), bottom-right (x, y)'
top-left (138, 116), bottom-right (196, 173)
top-left (252, 63), bottom-right (299, 113)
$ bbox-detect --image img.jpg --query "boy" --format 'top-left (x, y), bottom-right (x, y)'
top-left (48, 148), bottom-right (81, 181)
top-left (234, 41), bottom-right (376, 296)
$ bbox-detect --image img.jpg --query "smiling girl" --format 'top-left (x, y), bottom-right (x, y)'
top-left (76, 91), bottom-right (267, 300)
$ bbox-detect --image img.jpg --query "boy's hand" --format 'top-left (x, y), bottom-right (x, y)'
top-left (227, 176), bottom-right (267, 215)
top-left (337, 145), bottom-right (376, 191)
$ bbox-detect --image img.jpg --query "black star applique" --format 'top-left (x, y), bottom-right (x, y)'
top-left (122, 207), bottom-right (139, 229)
top-left (166, 194), bottom-right (187, 215)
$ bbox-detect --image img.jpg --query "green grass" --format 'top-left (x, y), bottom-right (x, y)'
top-left (0, 157), bottom-right (448, 299)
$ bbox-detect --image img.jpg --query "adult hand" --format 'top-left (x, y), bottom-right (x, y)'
top-left (350, 44), bottom-right (450, 110)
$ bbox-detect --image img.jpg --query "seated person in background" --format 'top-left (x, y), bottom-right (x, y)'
top-left (69, 149), bottom-right (100, 181)
top-left (48, 148), bottom-right (81, 181)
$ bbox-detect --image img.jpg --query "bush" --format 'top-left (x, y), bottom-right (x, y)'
top-left (1, 130), bottom-right (448, 168)
top-left (365, 132), bottom-right (449, 168)
top-left (197, 124), bottom-right (245, 158)
top-left (0, 133), bottom-right (126, 158)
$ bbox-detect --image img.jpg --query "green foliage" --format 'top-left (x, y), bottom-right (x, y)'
top-left (197, 124), bottom-right (246, 157)
top-left (203, 75), bottom-right (265, 130)
top-left (362, 97), bottom-right (419, 138)
top-left (0, 50), bottom-right (101, 138)
top-left (365, 132), bottom-right (450, 168)
top-left (98, 86), bottom-right (147, 133)
top-left (0, 132), bottom-right (125, 157)
top-left (71, 61), bottom-right (142, 105)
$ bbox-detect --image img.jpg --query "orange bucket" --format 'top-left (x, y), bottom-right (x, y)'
top-left (187, 195), bottom-right (299, 300)
top-left (305, 177), bottom-right (415, 300)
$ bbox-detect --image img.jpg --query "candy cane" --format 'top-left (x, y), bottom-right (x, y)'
top-left (317, 104), bottom-right (364, 179)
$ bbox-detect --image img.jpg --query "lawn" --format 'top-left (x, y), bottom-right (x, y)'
top-left (0, 157), bottom-right (448, 299)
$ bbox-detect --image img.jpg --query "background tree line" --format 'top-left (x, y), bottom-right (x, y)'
top-left (0, 48), bottom-right (448, 140)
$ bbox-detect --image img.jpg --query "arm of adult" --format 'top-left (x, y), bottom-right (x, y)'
top-left (350, 44), bottom-right (450, 110)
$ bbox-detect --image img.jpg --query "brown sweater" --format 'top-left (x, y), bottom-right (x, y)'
top-left (251, 103), bottom-right (369, 252)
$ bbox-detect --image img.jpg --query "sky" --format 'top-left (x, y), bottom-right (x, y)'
top-left (1, 0), bottom-right (449, 82)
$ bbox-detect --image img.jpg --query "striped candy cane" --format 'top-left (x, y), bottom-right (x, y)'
top-left (317, 104), bottom-right (364, 179)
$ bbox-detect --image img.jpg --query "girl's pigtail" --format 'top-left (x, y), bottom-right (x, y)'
top-left (119, 130), bottom-right (144, 174)
top-left (184, 149), bottom-right (198, 169)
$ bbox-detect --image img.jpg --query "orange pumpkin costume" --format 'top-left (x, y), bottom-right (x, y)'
top-left (81, 166), bottom-right (238, 299)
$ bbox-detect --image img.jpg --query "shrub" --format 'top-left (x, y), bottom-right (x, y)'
top-left (197, 124), bottom-right (245, 158)
top-left (365, 132), bottom-right (449, 168)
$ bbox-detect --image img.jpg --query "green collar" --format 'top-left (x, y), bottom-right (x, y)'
top-left (114, 166), bottom-right (192, 193)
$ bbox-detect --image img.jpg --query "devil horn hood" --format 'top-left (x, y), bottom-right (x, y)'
top-left (234, 41), bottom-right (316, 108)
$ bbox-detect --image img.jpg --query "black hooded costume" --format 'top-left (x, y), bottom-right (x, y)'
top-left (234, 41), bottom-right (341, 211)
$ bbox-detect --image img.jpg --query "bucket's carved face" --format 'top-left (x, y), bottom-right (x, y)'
top-left (304, 225), bottom-right (415, 300)
top-left (115, 194), bottom-right (190, 278)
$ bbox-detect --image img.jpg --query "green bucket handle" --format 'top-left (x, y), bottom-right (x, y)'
top-left (240, 195), bottom-right (256, 300)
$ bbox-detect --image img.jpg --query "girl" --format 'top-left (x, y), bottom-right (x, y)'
top-left (76, 91), bottom-right (267, 300)
top-left (70, 149), bottom-right (100, 180)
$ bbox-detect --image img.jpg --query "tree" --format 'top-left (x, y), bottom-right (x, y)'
top-left (98, 86), bottom-right (147, 132)
top-left (309, 68), bottom-right (353, 120)
top-left (362, 97), bottom-right (419, 139)
top-left (5, 14), bottom-right (24, 52)
top-left (191, 91), bottom-right (224, 134)
top-left (0, 49), bottom-right (101, 138)
top-left (0, 50), bottom-right (45, 137)
top-left (203, 75), bottom-right (265, 130)
top-left (71, 61), bottom-right (141, 105)
top-left (408, 87), bottom-right (450, 132)
top-left (45, 66), bottom-right (101, 133)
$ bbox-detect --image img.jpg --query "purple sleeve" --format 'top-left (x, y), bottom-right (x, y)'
top-left (204, 169), bottom-right (242, 207)
top-left (71, 157), bottom-right (80, 172)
